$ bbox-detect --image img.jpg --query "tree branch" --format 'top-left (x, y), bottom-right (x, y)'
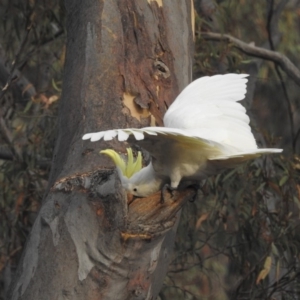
top-left (0, 145), bottom-right (51, 169)
top-left (0, 24), bottom-right (33, 102)
top-left (266, 0), bottom-right (295, 151)
top-left (0, 115), bottom-right (22, 161)
top-left (0, 48), bottom-right (37, 102)
top-left (199, 32), bottom-right (300, 87)
top-left (0, 145), bottom-right (14, 161)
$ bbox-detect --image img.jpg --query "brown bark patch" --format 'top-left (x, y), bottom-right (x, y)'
top-left (127, 188), bottom-right (196, 234)
top-left (118, 0), bottom-right (179, 126)
top-left (122, 92), bottom-right (151, 121)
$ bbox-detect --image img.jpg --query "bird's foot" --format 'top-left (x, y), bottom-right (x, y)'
top-left (160, 184), bottom-right (177, 203)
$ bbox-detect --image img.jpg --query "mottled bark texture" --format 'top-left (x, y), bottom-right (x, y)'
top-left (7, 0), bottom-right (194, 299)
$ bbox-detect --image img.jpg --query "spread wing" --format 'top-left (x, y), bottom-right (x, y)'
top-left (163, 74), bottom-right (256, 150)
top-left (82, 127), bottom-right (282, 163)
top-left (82, 74), bottom-right (282, 167)
top-left (82, 127), bottom-right (228, 159)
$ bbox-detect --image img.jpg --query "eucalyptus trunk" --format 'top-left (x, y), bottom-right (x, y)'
top-left (7, 0), bottom-right (194, 299)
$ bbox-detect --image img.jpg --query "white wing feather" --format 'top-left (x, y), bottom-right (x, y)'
top-left (82, 127), bottom-right (282, 157)
top-left (167, 74), bottom-right (248, 110)
top-left (164, 74), bottom-right (255, 149)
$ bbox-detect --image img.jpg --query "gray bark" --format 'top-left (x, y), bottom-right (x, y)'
top-left (7, 0), bottom-right (194, 299)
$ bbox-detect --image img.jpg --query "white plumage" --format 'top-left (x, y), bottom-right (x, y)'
top-left (83, 74), bottom-right (282, 197)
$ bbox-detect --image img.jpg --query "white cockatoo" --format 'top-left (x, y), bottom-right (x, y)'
top-left (83, 74), bottom-right (282, 197)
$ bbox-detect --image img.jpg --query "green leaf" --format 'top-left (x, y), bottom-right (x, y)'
top-left (271, 243), bottom-right (279, 257)
top-left (256, 182), bottom-right (266, 192)
top-left (279, 175), bottom-right (289, 187)
top-left (23, 100), bottom-right (33, 113)
top-left (255, 168), bottom-right (262, 177)
top-left (222, 169), bottom-right (237, 183)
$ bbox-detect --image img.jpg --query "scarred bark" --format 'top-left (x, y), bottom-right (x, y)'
top-left (7, 0), bottom-right (194, 299)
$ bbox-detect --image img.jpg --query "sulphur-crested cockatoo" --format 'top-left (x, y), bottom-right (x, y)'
top-left (83, 74), bottom-right (282, 197)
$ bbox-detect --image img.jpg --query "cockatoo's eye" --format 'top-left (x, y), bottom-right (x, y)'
top-left (133, 188), bottom-right (137, 192)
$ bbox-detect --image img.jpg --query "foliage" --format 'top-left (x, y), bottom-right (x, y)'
top-left (0, 0), bottom-right (64, 297)
top-left (161, 156), bottom-right (300, 299)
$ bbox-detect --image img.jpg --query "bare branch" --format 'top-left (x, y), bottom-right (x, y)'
top-left (200, 32), bottom-right (300, 87)
top-left (0, 145), bottom-right (14, 160)
top-left (0, 50), bottom-right (37, 101)
top-left (0, 115), bottom-right (22, 161)
top-left (0, 145), bottom-right (51, 169)
top-left (266, 0), bottom-right (295, 152)
top-left (0, 24), bottom-right (33, 102)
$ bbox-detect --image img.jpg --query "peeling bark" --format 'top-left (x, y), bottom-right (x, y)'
top-left (7, 0), bottom-right (194, 299)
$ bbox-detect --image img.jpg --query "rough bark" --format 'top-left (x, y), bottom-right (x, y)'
top-left (7, 0), bottom-right (194, 299)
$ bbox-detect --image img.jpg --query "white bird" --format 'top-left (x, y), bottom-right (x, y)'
top-left (83, 74), bottom-right (282, 197)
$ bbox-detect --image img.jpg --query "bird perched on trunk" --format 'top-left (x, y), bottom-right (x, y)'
top-left (83, 74), bottom-right (282, 197)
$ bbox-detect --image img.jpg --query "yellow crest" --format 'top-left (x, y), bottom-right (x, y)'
top-left (100, 148), bottom-right (142, 178)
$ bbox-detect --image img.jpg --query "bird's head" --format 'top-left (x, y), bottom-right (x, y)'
top-left (100, 148), bottom-right (144, 195)
top-left (101, 148), bottom-right (162, 197)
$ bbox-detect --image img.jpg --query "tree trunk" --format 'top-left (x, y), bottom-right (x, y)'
top-left (7, 0), bottom-right (194, 299)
